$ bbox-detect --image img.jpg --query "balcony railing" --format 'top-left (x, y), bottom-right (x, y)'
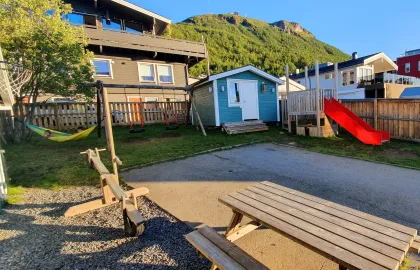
top-left (357, 73), bottom-right (420, 87)
top-left (76, 25), bottom-right (207, 59)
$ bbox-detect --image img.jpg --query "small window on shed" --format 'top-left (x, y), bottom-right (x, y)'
top-left (228, 81), bottom-right (241, 106)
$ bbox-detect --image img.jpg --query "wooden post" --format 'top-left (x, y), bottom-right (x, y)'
top-left (373, 98), bottom-right (378, 129)
top-left (334, 63), bottom-right (339, 99)
top-left (96, 84), bottom-right (101, 138)
top-left (315, 60), bottom-right (321, 137)
top-left (102, 86), bottom-right (119, 181)
top-left (304, 66), bottom-right (309, 89)
top-left (84, 103), bottom-right (89, 128)
top-left (286, 64), bottom-right (291, 133)
top-left (191, 97), bottom-right (207, 136)
top-left (54, 103), bottom-right (60, 130)
top-left (203, 35), bottom-right (210, 77)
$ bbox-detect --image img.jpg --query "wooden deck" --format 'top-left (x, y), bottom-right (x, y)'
top-left (222, 121), bottom-right (268, 135)
top-left (83, 26), bottom-right (207, 59)
top-left (219, 181), bottom-right (419, 270)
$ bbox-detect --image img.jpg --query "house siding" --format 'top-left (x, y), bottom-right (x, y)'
top-left (192, 82), bottom-right (215, 126)
top-left (216, 71), bottom-right (278, 124)
top-left (92, 51), bottom-right (188, 102)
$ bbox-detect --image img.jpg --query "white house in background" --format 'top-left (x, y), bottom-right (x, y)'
top-left (289, 52), bottom-right (420, 99)
top-left (278, 76), bottom-right (305, 94)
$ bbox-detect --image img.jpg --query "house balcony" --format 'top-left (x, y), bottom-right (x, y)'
top-left (80, 25), bottom-right (208, 59)
top-left (357, 73), bottom-right (420, 87)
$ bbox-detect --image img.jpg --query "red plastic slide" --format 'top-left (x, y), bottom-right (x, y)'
top-left (324, 97), bottom-right (390, 145)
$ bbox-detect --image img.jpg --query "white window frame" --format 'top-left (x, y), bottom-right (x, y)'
top-left (145, 97), bottom-right (159, 102)
top-left (92, 58), bottom-right (113, 78)
top-left (156, 64), bottom-right (175, 84)
top-left (405, 63), bottom-right (411, 73)
top-left (342, 71), bottom-right (348, 86)
top-left (226, 79), bottom-right (243, 107)
top-left (418, 61), bottom-right (420, 71)
top-left (137, 62), bottom-right (157, 83)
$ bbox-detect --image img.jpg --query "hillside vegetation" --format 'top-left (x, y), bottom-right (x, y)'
top-left (165, 14), bottom-right (350, 77)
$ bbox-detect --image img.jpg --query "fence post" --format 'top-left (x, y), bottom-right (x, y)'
top-left (315, 60), bottom-right (321, 137)
top-left (285, 64), bottom-right (291, 133)
top-left (54, 103), bottom-right (60, 130)
top-left (373, 98), bottom-right (378, 129)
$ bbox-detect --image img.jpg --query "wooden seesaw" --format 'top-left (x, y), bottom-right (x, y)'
top-left (64, 81), bottom-right (149, 237)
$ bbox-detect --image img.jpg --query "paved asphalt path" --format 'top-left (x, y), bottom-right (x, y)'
top-left (123, 143), bottom-right (420, 230)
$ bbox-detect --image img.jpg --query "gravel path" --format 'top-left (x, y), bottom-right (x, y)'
top-left (0, 187), bottom-right (210, 270)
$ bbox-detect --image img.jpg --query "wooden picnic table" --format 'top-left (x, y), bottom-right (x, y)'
top-left (219, 181), bottom-right (420, 270)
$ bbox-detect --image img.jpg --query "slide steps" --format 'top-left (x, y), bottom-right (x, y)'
top-left (222, 120), bottom-right (268, 135)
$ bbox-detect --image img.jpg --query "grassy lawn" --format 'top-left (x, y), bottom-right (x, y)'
top-left (3, 124), bottom-right (420, 194)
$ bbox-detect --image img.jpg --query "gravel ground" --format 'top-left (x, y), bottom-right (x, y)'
top-left (0, 187), bottom-right (210, 270)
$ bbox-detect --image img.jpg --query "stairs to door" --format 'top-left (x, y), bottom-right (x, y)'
top-left (222, 120), bottom-right (268, 135)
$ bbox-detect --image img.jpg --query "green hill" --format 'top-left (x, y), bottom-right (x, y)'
top-left (165, 14), bottom-right (350, 77)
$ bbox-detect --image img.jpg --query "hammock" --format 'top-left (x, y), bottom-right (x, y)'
top-left (25, 124), bottom-right (96, 142)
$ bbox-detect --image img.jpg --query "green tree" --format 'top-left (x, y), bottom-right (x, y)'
top-left (0, 0), bottom-right (94, 142)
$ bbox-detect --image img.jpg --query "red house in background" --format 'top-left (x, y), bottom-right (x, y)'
top-left (396, 49), bottom-right (420, 78)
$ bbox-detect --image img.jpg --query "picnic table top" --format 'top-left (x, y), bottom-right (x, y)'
top-left (219, 181), bottom-right (419, 270)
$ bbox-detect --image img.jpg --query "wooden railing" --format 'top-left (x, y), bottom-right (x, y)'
top-left (23, 101), bottom-right (189, 130)
top-left (82, 26), bottom-right (207, 58)
top-left (287, 88), bottom-right (337, 115)
top-left (341, 99), bottom-right (420, 141)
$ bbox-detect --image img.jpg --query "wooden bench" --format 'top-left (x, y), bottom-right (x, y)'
top-left (186, 225), bottom-right (268, 270)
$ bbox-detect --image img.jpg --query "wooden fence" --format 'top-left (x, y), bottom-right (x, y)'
top-left (22, 101), bottom-right (189, 130)
top-left (341, 99), bottom-right (420, 141)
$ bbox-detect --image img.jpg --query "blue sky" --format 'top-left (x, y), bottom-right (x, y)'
top-left (130, 0), bottom-right (420, 60)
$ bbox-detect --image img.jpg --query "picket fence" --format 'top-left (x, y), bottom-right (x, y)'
top-left (24, 101), bottom-right (189, 130)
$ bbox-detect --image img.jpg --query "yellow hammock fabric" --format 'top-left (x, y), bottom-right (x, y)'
top-left (25, 124), bottom-right (96, 142)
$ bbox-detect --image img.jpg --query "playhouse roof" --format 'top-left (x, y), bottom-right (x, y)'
top-left (192, 65), bottom-right (284, 88)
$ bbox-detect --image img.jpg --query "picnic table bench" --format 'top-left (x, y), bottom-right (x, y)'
top-left (212, 181), bottom-right (419, 270)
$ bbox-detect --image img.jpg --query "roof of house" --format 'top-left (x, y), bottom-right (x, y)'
top-left (400, 87), bottom-right (420, 98)
top-left (290, 52), bottom-right (397, 80)
top-left (109, 0), bottom-right (171, 24)
top-left (192, 65), bottom-right (284, 88)
top-left (279, 76), bottom-right (306, 90)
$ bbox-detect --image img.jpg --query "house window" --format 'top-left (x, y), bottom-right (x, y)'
top-left (145, 97), bottom-right (158, 102)
top-left (418, 61), bottom-right (420, 71)
top-left (93, 59), bottom-right (112, 77)
top-left (349, 71), bottom-right (355, 85)
top-left (138, 63), bottom-right (155, 82)
top-left (342, 72), bottom-right (348, 86)
top-left (165, 98), bottom-right (180, 102)
top-left (228, 81), bottom-right (241, 106)
top-left (157, 65), bottom-right (174, 83)
top-left (101, 18), bottom-right (121, 30)
top-left (65, 13), bottom-right (84, 25)
top-left (405, 63), bottom-right (411, 73)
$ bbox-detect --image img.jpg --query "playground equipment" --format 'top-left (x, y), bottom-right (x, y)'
top-left (64, 81), bottom-right (149, 237)
top-left (25, 124), bottom-right (96, 142)
top-left (283, 61), bottom-right (390, 145)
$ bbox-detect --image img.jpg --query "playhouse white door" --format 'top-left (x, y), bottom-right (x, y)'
top-left (240, 82), bottom-right (259, 120)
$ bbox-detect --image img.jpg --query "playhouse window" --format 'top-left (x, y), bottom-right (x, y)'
top-left (228, 82), bottom-right (241, 106)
